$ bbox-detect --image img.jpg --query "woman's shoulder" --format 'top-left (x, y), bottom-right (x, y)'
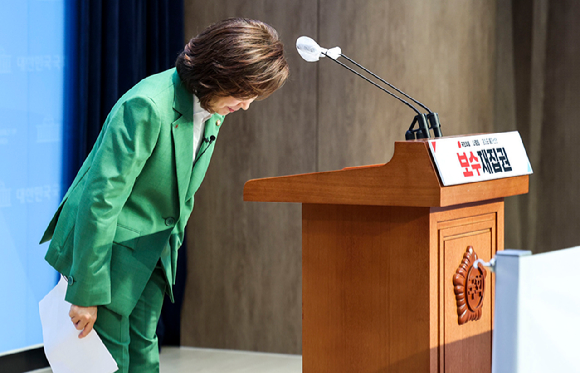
top-left (123, 68), bottom-right (176, 101)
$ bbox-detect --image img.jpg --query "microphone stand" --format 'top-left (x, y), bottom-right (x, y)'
top-left (321, 51), bottom-right (443, 140)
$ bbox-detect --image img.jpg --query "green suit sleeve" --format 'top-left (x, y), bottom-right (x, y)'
top-left (65, 95), bottom-right (162, 307)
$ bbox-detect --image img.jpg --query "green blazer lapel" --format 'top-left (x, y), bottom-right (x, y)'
top-left (186, 114), bottom-right (223, 201)
top-left (171, 70), bottom-right (194, 207)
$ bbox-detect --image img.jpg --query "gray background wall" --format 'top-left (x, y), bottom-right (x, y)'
top-left (181, 0), bottom-right (580, 354)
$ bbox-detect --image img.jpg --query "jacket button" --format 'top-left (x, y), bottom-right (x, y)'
top-left (67, 275), bottom-right (74, 285)
top-left (165, 217), bottom-right (176, 226)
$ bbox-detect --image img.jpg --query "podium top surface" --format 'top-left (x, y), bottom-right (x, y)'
top-left (243, 140), bottom-right (529, 208)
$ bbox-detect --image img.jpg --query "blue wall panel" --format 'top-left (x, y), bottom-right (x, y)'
top-left (0, 0), bottom-right (66, 354)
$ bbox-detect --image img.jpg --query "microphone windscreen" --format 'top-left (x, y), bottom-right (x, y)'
top-left (296, 36), bottom-right (322, 62)
top-left (326, 47), bottom-right (342, 60)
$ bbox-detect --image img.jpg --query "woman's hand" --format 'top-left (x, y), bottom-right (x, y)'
top-left (69, 305), bottom-right (98, 338)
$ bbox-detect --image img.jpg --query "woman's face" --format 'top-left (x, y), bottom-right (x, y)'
top-left (209, 96), bottom-right (256, 115)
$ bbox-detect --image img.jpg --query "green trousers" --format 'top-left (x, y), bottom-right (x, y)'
top-left (93, 265), bottom-right (166, 373)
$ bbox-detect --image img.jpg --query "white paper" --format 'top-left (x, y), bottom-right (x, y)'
top-left (39, 277), bottom-right (118, 373)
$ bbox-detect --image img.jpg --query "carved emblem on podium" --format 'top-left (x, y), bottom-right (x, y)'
top-left (453, 246), bottom-right (487, 325)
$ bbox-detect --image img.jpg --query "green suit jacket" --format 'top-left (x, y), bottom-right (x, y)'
top-left (40, 68), bottom-right (225, 317)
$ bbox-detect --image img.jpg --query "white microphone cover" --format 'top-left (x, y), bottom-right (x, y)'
top-left (326, 47), bottom-right (341, 60)
top-left (296, 36), bottom-right (323, 62)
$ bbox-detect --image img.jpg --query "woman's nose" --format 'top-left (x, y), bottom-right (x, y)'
top-left (241, 101), bottom-right (251, 110)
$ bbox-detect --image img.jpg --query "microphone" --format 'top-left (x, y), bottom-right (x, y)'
top-left (193, 136), bottom-right (216, 168)
top-left (296, 36), bottom-right (442, 139)
top-left (296, 36), bottom-right (341, 62)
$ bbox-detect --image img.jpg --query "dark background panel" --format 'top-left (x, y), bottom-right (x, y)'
top-left (181, 0), bottom-right (317, 354)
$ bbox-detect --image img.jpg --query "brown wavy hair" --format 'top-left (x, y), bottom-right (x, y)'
top-left (176, 18), bottom-right (289, 111)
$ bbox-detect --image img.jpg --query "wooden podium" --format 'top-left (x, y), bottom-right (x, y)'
top-left (244, 140), bottom-right (529, 373)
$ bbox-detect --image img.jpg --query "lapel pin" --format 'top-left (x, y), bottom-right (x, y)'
top-left (175, 124), bottom-right (178, 128)
top-left (216, 120), bottom-right (221, 126)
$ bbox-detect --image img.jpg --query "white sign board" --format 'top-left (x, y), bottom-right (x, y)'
top-left (428, 131), bottom-right (533, 186)
top-left (493, 247), bottom-right (580, 373)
